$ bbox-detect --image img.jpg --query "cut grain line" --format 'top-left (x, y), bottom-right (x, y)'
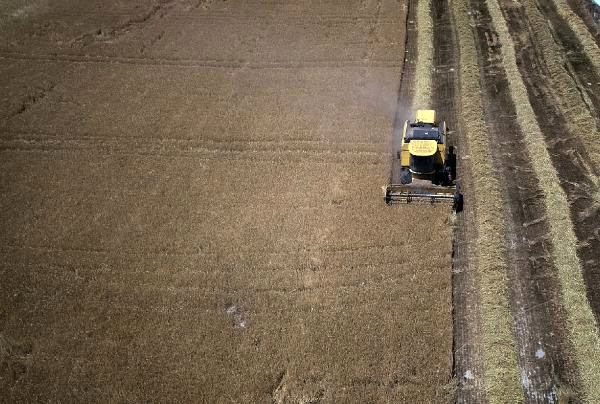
top-left (550, 0), bottom-right (600, 76)
top-left (452, 0), bottom-right (523, 401)
top-left (414, 0), bottom-right (433, 109)
top-left (487, 0), bottom-right (600, 401)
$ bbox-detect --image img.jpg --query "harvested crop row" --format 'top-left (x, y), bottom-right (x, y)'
top-left (414, 0), bottom-right (433, 109)
top-left (486, 0), bottom-right (600, 401)
top-left (430, 0), bottom-right (484, 401)
top-left (524, 0), bottom-right (600, 170)
top-left (451, 0), bottom-right (522, 401)
top-left (550, 0), bottom-right (600, 76)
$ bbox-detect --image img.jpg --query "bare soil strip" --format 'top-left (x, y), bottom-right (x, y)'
top-left (469, 1), bottom-right (581, 401)
top-left (489, 0), bottom-right (600, 401)
top-left (451, 0), bottom-right (523, 401)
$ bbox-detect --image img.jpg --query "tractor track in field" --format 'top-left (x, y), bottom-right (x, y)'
top-left (21, 12), bottom-right (400, 22)
top-left (69, 0), bottom-right (180, 48)
top-left (497, 0), bottom-right (600, 329)
top-left (0, 53), bottom-right (402, 69)
top-left (469, 1), bottom-right (581, 401)
top-left (430, 0), bottom-right (485, 402)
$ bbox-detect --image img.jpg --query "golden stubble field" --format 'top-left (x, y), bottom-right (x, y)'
top-left (0, 0), bottom-right (454, 401)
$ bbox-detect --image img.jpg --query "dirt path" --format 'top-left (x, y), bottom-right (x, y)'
top-left (467, 2), bottom-right (582, 401)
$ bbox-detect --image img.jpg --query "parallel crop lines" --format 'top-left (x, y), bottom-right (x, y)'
top-left (0, 131), bottom-right (384, 153)
top-left (0, 133), bottom-right (386, 165)
top-left (0, 149), bottom-right (385, 166)
top-left (524, 0), bottom-right (600, 169)
top-left (0, 53), bottom-right (402, 69)
top-left (550, 0), bottom-right (600, 76)
top-left (1, 1), bottom-right (452, 402)
top-left (20, 12), bottom-right (399, 23)
top-left (0, 242), bottom-right (407, 260)
top-left (0, 139), bottom-right (385, 156)
top-left (452, 1), bottom-right (523, 402)
top-left (487, 0), bottom-right (600, 401)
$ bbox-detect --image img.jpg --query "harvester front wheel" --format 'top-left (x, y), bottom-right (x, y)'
top-left (400, 169), bottom-right (412, 185)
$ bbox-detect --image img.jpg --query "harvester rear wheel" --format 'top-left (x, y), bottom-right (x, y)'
top-left (453, 193), bottom-right (464, 213)
top-left (446, 146), bottom-right (457, 180)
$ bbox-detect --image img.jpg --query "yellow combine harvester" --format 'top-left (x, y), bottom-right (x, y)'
top-left (384, 109), bottom-right (463, 211)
